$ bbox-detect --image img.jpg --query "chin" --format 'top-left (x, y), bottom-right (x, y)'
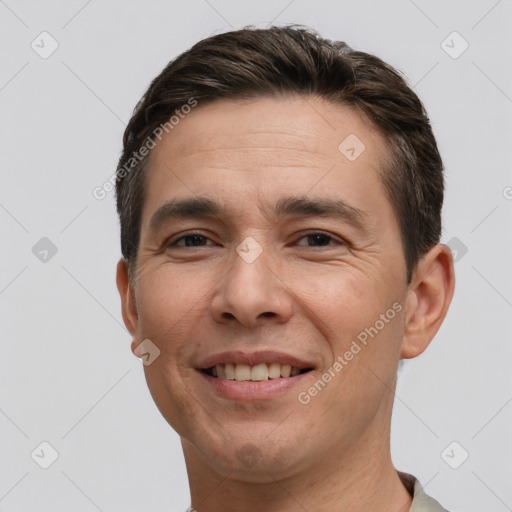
top-left (189, 430), bottom-right (308, 482)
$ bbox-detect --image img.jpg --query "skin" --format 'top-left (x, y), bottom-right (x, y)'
top-left (117, 95), bottom-right (455, 511)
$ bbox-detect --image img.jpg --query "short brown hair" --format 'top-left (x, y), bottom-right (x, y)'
top-left (116, 25), bottom-right (444, 284)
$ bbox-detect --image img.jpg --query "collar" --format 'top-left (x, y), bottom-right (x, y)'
top-left (397, 471), bottom-right (450, 511)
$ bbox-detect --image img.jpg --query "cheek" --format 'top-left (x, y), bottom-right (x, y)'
top-left (288, 267), bottom-right (385, 350)
top-left (136, 271), bottom-right (206, 433)
top-left (134, 265), bottom-right (205, 344)
top-left (143, 362), bottom-right (200, 438)
top-left (298, 307), bottom-right (406, 442)
top-left (294, 267), bottom-right (405, 389)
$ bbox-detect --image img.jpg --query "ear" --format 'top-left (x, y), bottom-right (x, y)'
top-left (400, 244), bottom-right (455, 359)
top-left (116, 258), bottom-right (140, 355)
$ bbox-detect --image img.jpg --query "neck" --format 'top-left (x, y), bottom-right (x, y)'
top-left (182, 425), bottom-right (413, 512)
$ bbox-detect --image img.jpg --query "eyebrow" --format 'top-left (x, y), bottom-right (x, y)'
top-left (148, 195), bottom-right (371, 234)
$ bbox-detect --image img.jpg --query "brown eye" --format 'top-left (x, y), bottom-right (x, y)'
top-left (167, 233), bottom-right (214, 248)
top-left (295, 232), bottom-right (342, 247)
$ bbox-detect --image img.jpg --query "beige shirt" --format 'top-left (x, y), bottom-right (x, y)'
top-left (398, 471), bottom-right (450, 511)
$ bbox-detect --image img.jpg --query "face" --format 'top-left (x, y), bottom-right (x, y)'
top-left (119, 95), bottom-right (413, 481)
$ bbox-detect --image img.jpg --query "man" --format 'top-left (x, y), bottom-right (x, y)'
top-left (115, 25), bottom-right (455, 511)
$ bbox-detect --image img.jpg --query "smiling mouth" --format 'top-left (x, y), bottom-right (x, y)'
top-left (201, 363), bottom-right (314, 381)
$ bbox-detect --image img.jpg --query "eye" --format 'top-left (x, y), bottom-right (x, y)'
top-left (165, 231), bottom-right (344, 249)
top-left (166, 233), bottom-right (214, 248)
top-left (295, 232), bottom-right (343, 247)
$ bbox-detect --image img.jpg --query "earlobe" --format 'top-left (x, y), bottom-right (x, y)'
top-left (400, 244), bottom-right (455, 359)
top-left (116, 258), bottom-right (139, 338)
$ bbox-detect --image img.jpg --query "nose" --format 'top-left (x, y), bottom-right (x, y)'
top-left (210, 244), bottom-right (293, 329)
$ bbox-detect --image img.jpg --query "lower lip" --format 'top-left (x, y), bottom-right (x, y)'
top-left (197, 370), bottom-right (312, 401)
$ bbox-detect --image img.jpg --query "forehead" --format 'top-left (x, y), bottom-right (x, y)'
top-left (140, 95), bottom-right (393, 228)
top-left (147, 95), bottom-right (387, 170)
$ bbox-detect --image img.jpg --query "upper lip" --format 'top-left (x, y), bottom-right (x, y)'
top-left (196, 350), bottom-right (316, 370)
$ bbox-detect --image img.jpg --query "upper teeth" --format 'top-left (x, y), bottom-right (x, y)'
top-left (212, 363), bottom-right (302, 381)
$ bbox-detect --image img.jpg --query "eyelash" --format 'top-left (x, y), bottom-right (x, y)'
top-left (166, 231), bottom-right (344, 249)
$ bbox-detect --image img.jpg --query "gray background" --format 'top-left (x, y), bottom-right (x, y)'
top-left (1, 0), bottom-right (511, 510)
